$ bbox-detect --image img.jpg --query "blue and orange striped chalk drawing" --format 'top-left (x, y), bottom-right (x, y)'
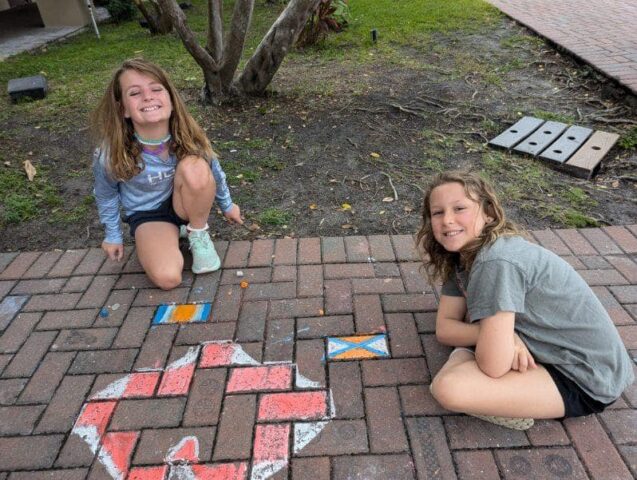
top-left (327, 334), bottom-right (390, 360)
top-left (152, 303), bottom-right (211, 325)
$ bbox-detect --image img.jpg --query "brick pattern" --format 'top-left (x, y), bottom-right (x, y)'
top-left (0, 231), bottom-right (635, 477)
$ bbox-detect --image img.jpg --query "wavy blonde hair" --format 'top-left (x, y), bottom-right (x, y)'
top-left (415, 170), bottom-right (524, 284)
top-left (91, 58), bottom-right (213, 180)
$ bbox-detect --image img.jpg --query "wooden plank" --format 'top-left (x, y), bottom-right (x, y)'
top-left (563, 130), bottom-right (619, 179)
top-left (539, 125), bottom-right (593, 164)
top-left (513, 121), bottom-right (568, 156)
top-left (488, 116), bottom-right (544, 149)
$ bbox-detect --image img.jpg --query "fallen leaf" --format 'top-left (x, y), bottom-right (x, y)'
top-left (247, 223), bottom-right (261, 231)
top-left (309, 203), bottom-right (318, 210)
top-left (341, 224), bottom-right (353, 229)
top-left (379, 211), bottom-right (385, 215)
top-left (23, 160), bottom-right (36, 181)
top-left (3, 161), bottom-right (10, 166)
top-left (341, 203), bottom-right (352, 211)
top-left (370, 152), bottom-right (380, 158)
top-left (611, 180), bottom-right (619, 188)
top-left (382, 197), bottom-right (394, 202)
top-left (404, 206), bottom-right (414, 212)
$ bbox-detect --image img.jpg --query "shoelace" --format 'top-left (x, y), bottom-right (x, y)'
top-left (189, 232), bottom-right (209, 252)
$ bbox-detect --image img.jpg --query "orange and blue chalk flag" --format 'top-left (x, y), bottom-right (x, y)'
top-left (327, 334), bottom-right (390, 360)
top-left (152, 303), bottom-right (211, 325)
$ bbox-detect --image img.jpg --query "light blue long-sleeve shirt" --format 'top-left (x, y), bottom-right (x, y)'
top-left (93, 148), bottom-right (233, 244)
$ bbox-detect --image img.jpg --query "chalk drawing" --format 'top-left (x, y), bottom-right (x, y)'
top-left (152, 303), bottom-right (211, 325)
top-left (327, 334), bottom-right (390, 360)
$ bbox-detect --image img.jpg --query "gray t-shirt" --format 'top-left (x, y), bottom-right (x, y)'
top-left (441, 236), bottom-right (634, 403)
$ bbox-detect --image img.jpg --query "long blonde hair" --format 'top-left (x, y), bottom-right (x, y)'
top-left (91, 58), bottom-right (213, 180)
top-left (415, 171), bottom-right (523, 284)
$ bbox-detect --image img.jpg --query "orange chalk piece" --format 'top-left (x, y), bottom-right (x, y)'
top-left (240, 281), bottom-right (249, 289)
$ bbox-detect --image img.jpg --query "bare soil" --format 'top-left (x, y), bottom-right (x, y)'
top-left (2, 18), bottom-right (636, 252)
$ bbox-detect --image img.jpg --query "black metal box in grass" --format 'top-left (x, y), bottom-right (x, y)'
top-left (7, 75), bottom-right (48, 103)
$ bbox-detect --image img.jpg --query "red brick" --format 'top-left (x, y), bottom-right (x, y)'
top-left (189, 269), bottom-right (221, 303)
top-left (564, 415), bottom-right (632, 479)
top-left (526, 420), bottom-right (571, 446)
top-left (407, 416), bottom-right (456, 480)
top-left (414, 312), bottom-right (436, 333)
top-left (495, 448), bottom-right (588, 479)
top-left (174, 322), bottom-right (235, 345)
top-left (421, 334), bottom-right (452, 377)
top-left (579, 269), bottom-right (629, 286)
top-left (98, 246), bottom-right (134, 275)
top-left (619, 446), bottom-right (637, 478)
top-left (223, 240), bottom-right (251, 268)
top-left (269, 297), bottom-right (323, 319)
top-left (18, 351), bottom-right (74, 404)
top-left (220, 267), bottom-right (271, 285)
top-left (321, 237), bottom-right (346, 263)
top-left (128, 465), bottom-right (168, 480)
top-left (292, 457), bottom-right (330, 480)
top-left (0, 252), bottom-right (18, 274)
top-left (365, 387), bottom-right (408, 453)
top-left (399, 384), bottom-right (450, 416)
top-left (325, 279), bottom-right (352, 314)
top-left (607, 256), bottom-right (637, 283)
top-left (353, 294), bottom-right (384, 333)
top-left (252, 423), bottom-right (290, 468)
top-left (382, 293), bottom-right (437, 312)
top-left (35, 375), bottom-right (94, 434)
top-left (0, 404), bottom-right (46, 434)
top-left (73, 248), bottom-right (106, 275)
top-left (236, 300), bottom-right (268, 342)
top-left (10, 470), bottom-right (88, 480)
top-left (18, 252), bottom-right (63, 280)
top-left (531, 229), bottom-right (572, 255)
top-left (445, 416), bottom-right (529, 449)
top-left (22, 292), bottom-right (81, 312)
top-left (0, 252), bottom-right (41, 280)
top-left (374, 262), bottom-right (401, 277)
top-left (324, 263), bottom-right (374, 279)
top-left (243, 282), bottom-right (296, 300)
top-left (580, 228), bottom-right (623, 255)
top-left (391, 234), bottom-right (418, 261)
top-left (0, 435), bottom-right (64, 470)
top-left (183, 368), bottom-right (226, 427)
top-left (0, 295), bottom-right (28, 331)
top-left (627, 225), bottom-right (637, 237)
top-left (132, 287), bottom-right (190, 307)
top-left (352, 277), bottom-right (405, 294)
top-left (332, 454), bottom-right (414, 479)
top-left (329, 361), bottom-right (364, 418)
top-left (562, 255), bottom-right (586, 270)
top-left (618, 325), bottom-right (637, 349)
top-left (134, 324), bottom-right (177, 370)
top-left (264, 318), bottom-right (295, 362)
top-left (598, 410), bottom-right (637, 444)
top-left (2, 331), bottom-right (56, 378)
top-left (133, 427), bottom-right (215, 464)
top-left (293, 419), bottom-right (368, 456)
top-left (298, 264), bottom-right (323, 297)
top-left (453, 450), bottom-right (500, 480)
top-left (0, 312), bottom-right (41, 353)
top-left (11, 278), bottom-right (64, 295)
top-left (0, 280), bottom-right (15, 298)
top-left (114, 273), bottom-right (154, 290)
top-left (97, 289), bottom-right (136, 328)
top-left (362, 358), bottom-right (429, 386)
top-left (399, 262), bottom-right (431, 293)
top-left (344, 235), bottom-right (370, 262)
top-left (259, 391), bottom-right (327, 421)
top-left (157, 346), bottom-right (198, 396)
top-left (295, 339), bottom-right (325, 388)
top-left (555, 229), bottom-right (597, 255)
top-left (603, 226), bottom-right (637, 254)
top-left (298, 237), bottom-right (321, 264)
top-left (579, 255), bottom-right (612, 269)
top-left (611, 285), bottom-right (637, 303)
top-left (212, 284), bottom-right (242, 322)
top-left (386, 313), bottom-right (423, 357)
top-left (47, 249), bottom-right (88, 278)
top-left (592, 287), bottom-right (635, 325)
top-left (274, 237), bottom-right (297, 265)
top-left (89, 431), bottom-right (138, 479)
top-left (111, 398), bottom-right (185, 430)
top-left (76, 275), bottom-right (118, 309)
top-left (52, 328), bottom-right (117, 351)
top-left (368, 235), bottom-right (396, 262)
top-left (248, 239), bottom-right (275, 267)
top-left (297, 314), bottom-right (354, 339)
top-left (0, 378), bottom-right (27, 404)
top-left (69, 349), bottom-right (137, 374)
top-left (213, 394), bottom-right (256, 460)
top-left (112, 307), bottom-right (153, 348)
top-left (227, 365), bottom-right (293, 393)
top-left (272, 265), bottom-right (296, 282)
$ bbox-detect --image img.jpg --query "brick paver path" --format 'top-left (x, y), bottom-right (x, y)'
top-left (487, 0), bottom-right (637, 95)
top-left (0, 228), bottom-right (636, 479)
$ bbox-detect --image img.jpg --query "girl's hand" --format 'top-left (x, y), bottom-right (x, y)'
top-left (512, 333), bottom-right (537, 373)
top-left (224, 204), bottom-right (244, 225)
top-left (102, 241), bottom-right (124, 262)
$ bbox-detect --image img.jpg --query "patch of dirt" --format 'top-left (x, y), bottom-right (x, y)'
top-left (1, 18), bottom-right (636, 252)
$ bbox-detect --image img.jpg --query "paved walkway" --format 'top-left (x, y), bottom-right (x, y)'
top-left (0, 228), bottom-right (636, 479)
top-left (488, 0), bottom-right (637, 95)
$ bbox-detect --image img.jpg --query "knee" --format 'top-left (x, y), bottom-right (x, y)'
top-left (148, 269), bottom-right (182, 291)
top-left (178, 156), bottom-right (214, 191)
top-left (430, 370), bottom-right (466, 412)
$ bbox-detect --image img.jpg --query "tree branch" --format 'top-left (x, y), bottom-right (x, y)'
top-left (219, 0), bottom-right (254, 89)
top-left (206, 0), bottom-right (223, 64)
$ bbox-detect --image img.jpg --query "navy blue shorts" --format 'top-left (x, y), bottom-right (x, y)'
top-left (544, 364), bottom-right (610, 418)
top-left (123, 196), bottom-right (187, 239)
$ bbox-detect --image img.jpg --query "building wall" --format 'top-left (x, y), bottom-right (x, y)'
top-left (36, 0), bottom-right (90, 27)
top-left (0, 1), bottom-right (13, 12)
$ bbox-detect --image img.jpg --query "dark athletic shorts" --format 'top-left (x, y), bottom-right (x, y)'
top-left (544, 364), bottom-right (610, 418)
top-left (123, 195), bottom-right (187, 239)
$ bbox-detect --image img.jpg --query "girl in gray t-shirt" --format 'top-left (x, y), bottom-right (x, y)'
top-left (415, 171), bottom-right (633, 430)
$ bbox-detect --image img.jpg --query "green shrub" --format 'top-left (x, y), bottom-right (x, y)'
top-left (105, 0), bottom-right (137, 23)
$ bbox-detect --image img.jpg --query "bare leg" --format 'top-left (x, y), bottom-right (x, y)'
top-left (173, 155), bottom-right (215, 228)
top-left (135, 222), bottom-right (183, 290)
top-left (431, 352), bottom-right (565, 419)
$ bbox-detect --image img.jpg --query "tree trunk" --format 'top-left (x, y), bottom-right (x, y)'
top-left (219, 0), bottom-right (254, 88)
top-left (236, 0), bottom-right (321, 94)
top-left (133, 0), bottom-right (172, 34)
top-left (206, 0), bottom-right (223, 64)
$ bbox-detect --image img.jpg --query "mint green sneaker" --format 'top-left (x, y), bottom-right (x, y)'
top-left (179, 225), bottom-right (188, 239)
top-left (188, 230), bottom-right (221, 274)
